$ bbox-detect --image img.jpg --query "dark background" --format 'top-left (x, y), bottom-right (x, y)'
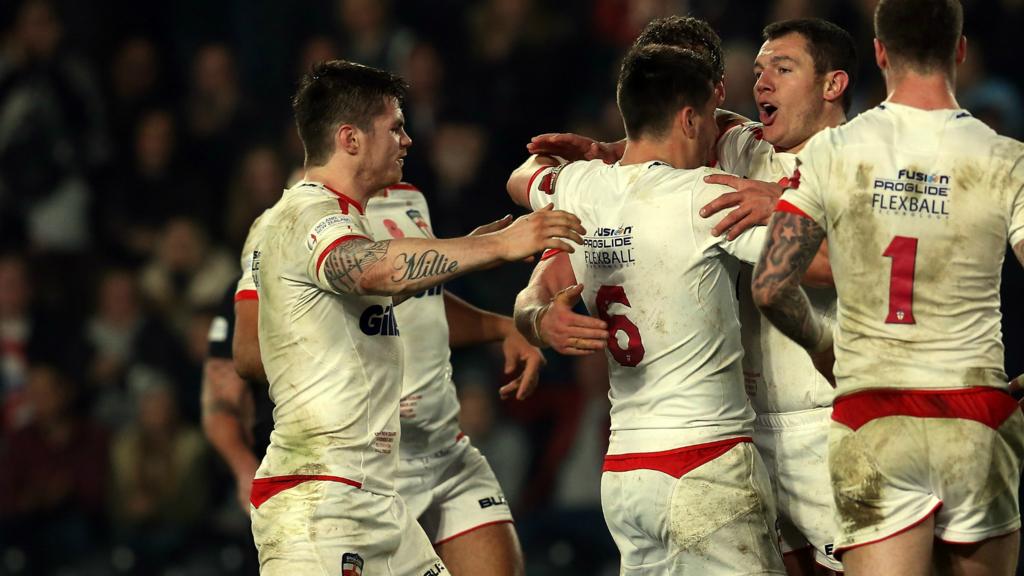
top-left (0, 0), bottom-right (1021, 574)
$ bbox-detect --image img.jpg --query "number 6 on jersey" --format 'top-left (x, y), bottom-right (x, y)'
top-left (595, 285), bottom-right (645, 367)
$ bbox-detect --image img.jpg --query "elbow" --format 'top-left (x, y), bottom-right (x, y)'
top-left (751, 283), bottom-right (782, 312)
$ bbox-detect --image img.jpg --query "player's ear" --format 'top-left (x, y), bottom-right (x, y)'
top-left (874, 38), bottom-right (888, 72)
top-left (955, 35), bottom-right (967, 65)
top-left (822, 70), bottom-right (849, 106)
top-left (336, 124), bottom-right (359, 155)
top-left (679, 106), bottom-right (699, 140)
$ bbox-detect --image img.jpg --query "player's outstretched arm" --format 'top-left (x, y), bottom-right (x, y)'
top-left (751, 211), bottom-right (834, 382)
top-left (443, 292), bottom-right (546, 400)
top-left (201, 357), bottom-right (259, 514)
top-left (323, 205), bottom-right (584, 297)
top-left (514, 253), bottom-right (608, 355)
top-left (527, 133), bottom-right (625, 164)
top-left (700, 174), bottom-right (784, 240)
top-left (233, 298), bottom-right (266, 382)
top-left (507, 154), bottom-right (562, 208)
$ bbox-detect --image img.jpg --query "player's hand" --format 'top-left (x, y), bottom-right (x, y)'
top-left (538, 284), bottom-right (609, 356)
top-left (234, 459), bottom-right (259, 516)
top-left (1009, 374), bottom-right (1023, 405)
top-left (810, 346), bottom-right (836, 387)
top-left (528, 133), bottom-right (622, 164)
top-left (468, 214), bottom-right (513, 236)
top-left (496, 204), bottom-right (585, 261)
top-left (498, 331), bottom-right (546, 401)
top-left (700, 174), bottom-right (784, 240)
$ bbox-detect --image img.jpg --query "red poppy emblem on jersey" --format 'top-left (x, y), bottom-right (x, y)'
top-left (382, 218), bottom-right (405, 238)
top-left (342, 552), bottom-right (363, 576)
top-left (538, 172), bottom-right (554, 194)
top-left (778, 169), bottom-right (801, 189)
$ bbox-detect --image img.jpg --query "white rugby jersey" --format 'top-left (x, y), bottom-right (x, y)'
top-left (253, 180), bottom-right (403, 495)
top-left (527, 159), bottom-right (762, 454)
top-left (235, 211), bottom-right (267, 300)
top-left (366, 184), bottom-right (461, 457)
top-left (718, 123), bottom-right (836, 414)
top-left (781, 102), bottom-right (1024, 396)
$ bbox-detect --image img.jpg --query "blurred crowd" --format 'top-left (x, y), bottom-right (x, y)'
top-left (1, 0), bottom-right (1022, 574)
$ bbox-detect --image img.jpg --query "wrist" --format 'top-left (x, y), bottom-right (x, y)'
top-left (531, 304), bottom-right (550, 347)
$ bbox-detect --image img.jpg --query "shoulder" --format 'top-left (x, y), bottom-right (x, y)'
top-left (383, 182), bottom-right (425, 201)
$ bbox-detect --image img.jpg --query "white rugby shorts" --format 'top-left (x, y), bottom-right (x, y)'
top-left (601, 437), bottom-right (786, 575)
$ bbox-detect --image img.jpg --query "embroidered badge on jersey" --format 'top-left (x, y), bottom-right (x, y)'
top-left (306, 214), bottom-right (359, 251)
top-left (405, 209), bottom-right (433, 237)
top-left (341, 552), bottom-right (364, 576)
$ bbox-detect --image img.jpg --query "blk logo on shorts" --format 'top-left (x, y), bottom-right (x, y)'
top-left (478, 495), bottom-right (507, 509)
top-left (342, 552), bottom-right (363, 576)
top-left (423, 561), bottom-right (446, 576)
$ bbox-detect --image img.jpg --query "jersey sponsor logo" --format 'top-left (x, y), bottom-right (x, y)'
top-left (583, 225), bottom-right (635, 268)
top-left (871, 169), bottom-right (951, 218)
top-left (413, 285), bottom-right (443, 299)
top-left (824, 543), bottom-right (836, 559)
top-left (251, 250), bottom-right (262, 288)
top-left (341, 552), bottom-right (363, 576)
top-left (478, 495), bottom-right (508, 508)
top-left (306, 214), bottom-right (358, 250)
top-left (359, 304), bottom-right (400, 336)
top-left (405, 209), bottom-right (434, 237)
top-left (423, 562), bottom-right (447, 576)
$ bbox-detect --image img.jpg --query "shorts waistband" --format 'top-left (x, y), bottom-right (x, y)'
top-left (832, 386), bottom-right (1018, 432)
top-left (602, 436), bottom-right (751, 479)
top-left (755, 406), bottom-right (833, 430)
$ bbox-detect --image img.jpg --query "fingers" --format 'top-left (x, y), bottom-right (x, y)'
top-left (554, 283), bottom-right (585, 306)
top-left (710, 205), bottom-right (751, 237)
top-left (469, 214), bottom-right (513, 236)
top-left (724, 213), bottom-right (762, 241)
top-left (704, 173), bottom-right (742, 189)
top-left (515, 356), bottom-right (544, 400)
top-left (699, 191), bottom-right (743, 218)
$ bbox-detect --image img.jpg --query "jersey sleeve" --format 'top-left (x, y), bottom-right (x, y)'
top-left (526, 162), bottom-right (571, 211)
top-left (690, 174), bottom-right (767, 264)
top-left (715, 122), bottom-right (762, 174)
top-left (778, 130), bottom-right (831, 228)
top-left (1009, 156), bottom-right (1024, 250)
top-left (301, 200), bottom-right (376, 293)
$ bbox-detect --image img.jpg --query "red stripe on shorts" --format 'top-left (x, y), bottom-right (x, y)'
top-left (832, 386), bottom-right (1018, 432)
top-left (250, 474), bottom-right (363, 509)
top-left (602, 437), bottom-right (751, 478)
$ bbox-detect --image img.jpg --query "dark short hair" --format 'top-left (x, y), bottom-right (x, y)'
top-left (633, 16), bottom-right (725, 81)
top-left (763, 18), bottom-right (858, 113)
top-left (875, 0), bottom-right (962, 74)
top-left (617, 45), bottom-right (716, 140)
top-left (292, 60), bottom-right (408, 166)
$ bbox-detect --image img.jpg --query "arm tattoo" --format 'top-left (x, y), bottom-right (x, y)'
top-left (322, 240), bottom-right (390, 293)
top-left (1015, 239), bottom-right (1024, 268)
top-left (752, 212), bottom-right (827, 350)
top-left (391, 250), bottom-right (459, 282)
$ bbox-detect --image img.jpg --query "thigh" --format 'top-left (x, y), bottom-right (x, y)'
top-left (829, 418), bottom-right (941, 555)
top-left (931, 412), bottom-right (1024, 545)
top-left (435, 521), bottom-right (523, 576)
top-left (427, 442), bottom-right (515, 545)
top-left (666, 442), bottom-right (786, 575)
top-left (934, 529), bottom-right (1020, 576)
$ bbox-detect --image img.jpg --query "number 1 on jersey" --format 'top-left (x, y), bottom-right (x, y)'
top-left (883, 236), bottom-right (918, 324)
top-left (595, 285), bottom-right (645, 367)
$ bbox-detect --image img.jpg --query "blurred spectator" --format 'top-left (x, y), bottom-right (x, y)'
top-left (458, 376), bottom-right (531, 506)
top-left (0, 253), bottom-right (67, 431)
top-left (721, 40), bottom-right (759, 121)
top-left (957, 44), bottom-right (1024, 138)
top-left (106, 36), bottom-right (165, 156)
top-left (224, 145), bottom-right (286, 251)
top-left (0, 364), bottom-right (109, 573)
top-left (84, 268), bottom-right (188, 428)
top-left (592, 0), bottom-right (689, 48)
top-left (400, 41), bottom-right (444, 143)
top-left (109, 377), bottom-right (208, 568)
top-left (297, 34), bottom-right (339, 75)
top-left (0, 0), bottom-right (110, 251)
top-left (335, 0), bottom-right (414, 72)
top-left (101, 108), bottom-right (209, 261)
top-left (182, 43), bottom-right (258, 214)
top-left (138, 217), bottom-right (236, 338)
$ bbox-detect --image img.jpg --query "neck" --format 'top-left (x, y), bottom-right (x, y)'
top-left (884, 68), bottom-right (959, 110)
top-left (779, 106), bottom-right (848, 155)
top-left (620, 136), bottom-right (702, 169)
top-left (304, 161), bottom-right (375, 206)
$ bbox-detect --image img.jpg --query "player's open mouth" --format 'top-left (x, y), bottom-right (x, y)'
top-left (760, 103), bottom-right (778, 126)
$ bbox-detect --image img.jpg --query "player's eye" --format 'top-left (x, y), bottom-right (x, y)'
top-left (778, 67), bottom-right (791, 74)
